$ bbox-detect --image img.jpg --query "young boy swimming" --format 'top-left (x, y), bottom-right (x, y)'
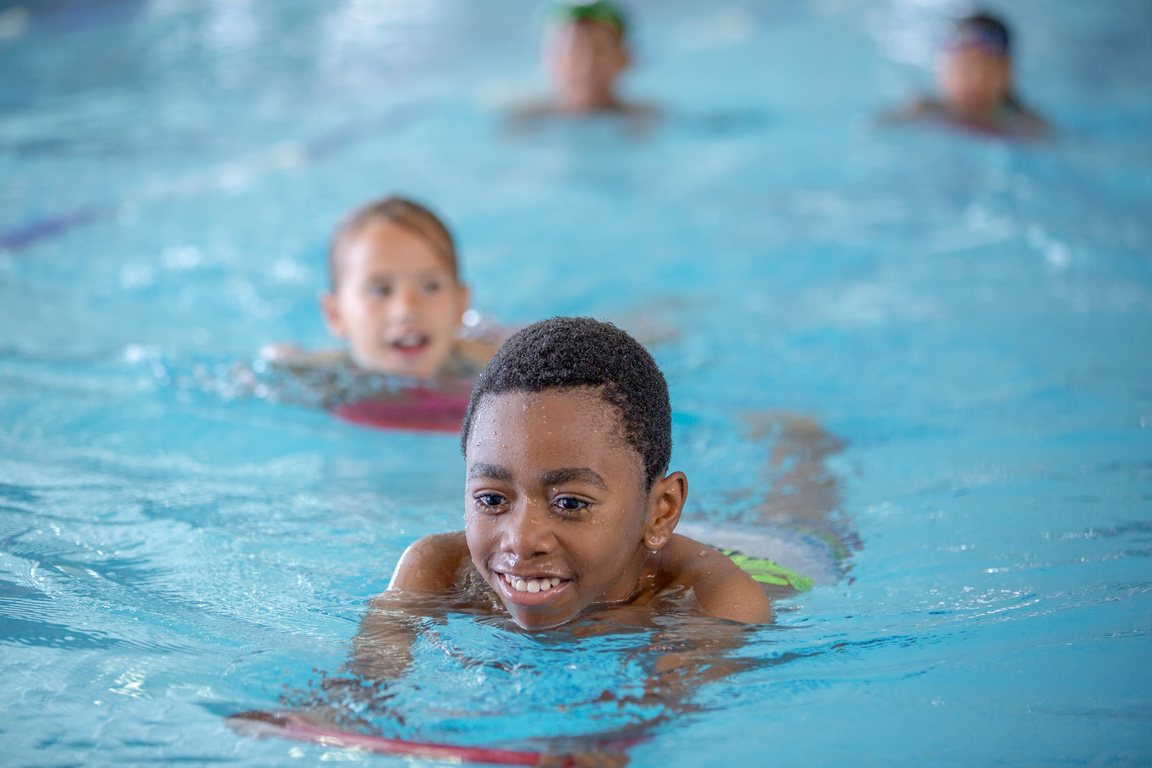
top-left (883, 12), bottom-right (1047, 139)
top-left (262, 196), bottom-right (501, 381)
top-left (372, 316), bottom-right (771, 630)
top-left (510, 1), bottom-right (658, 134)
top-left (229, 320), bottom-right (829, 758)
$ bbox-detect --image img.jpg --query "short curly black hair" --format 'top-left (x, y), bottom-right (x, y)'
top-left (460, 317), bottom-right (671, 489)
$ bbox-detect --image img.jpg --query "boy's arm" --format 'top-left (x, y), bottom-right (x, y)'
top-left (600, 542), bottom-right (770, 726)
top-left (584, 558), bottom-right (766, 728)
top-left (667, 535), bottom-right (772, 624)
top-left (386, 531), bottom-right (470, 592)
top-left (352, 533), bottom-right (470, 680)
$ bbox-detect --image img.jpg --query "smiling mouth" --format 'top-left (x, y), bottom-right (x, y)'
top-left (390, 331), bottom-right (430, 356)
top-left (499, 573), bottom-right (564, 593)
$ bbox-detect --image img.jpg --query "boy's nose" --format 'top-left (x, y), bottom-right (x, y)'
top-left (501, 503), bottom-right (555, 559)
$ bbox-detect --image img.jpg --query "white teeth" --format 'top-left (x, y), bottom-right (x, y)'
top-left (503, 574), bottom-right (563, 593)
top-left (394, 332), bottom-right (426, 349)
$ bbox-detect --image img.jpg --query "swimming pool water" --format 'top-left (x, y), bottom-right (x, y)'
top-left (2, 0), bottom-right (1151, 765)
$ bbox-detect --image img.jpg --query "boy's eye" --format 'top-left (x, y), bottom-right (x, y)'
top-left (474, 493), bottom-right (508, 511)
top-left (552, 496), bottom-right (590, 515)
top-left (422, 280), bottom-right (442, 294)
top-left (367, 282), bottom-right (392, 297)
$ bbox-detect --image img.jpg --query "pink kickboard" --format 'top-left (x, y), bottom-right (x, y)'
top-left (228, 710), bottom-right (575, 766)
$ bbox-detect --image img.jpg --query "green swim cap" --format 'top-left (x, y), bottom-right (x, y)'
top-left (550, 1), bottom-right (627, 39)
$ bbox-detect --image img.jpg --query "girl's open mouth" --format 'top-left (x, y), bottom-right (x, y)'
top-left (390, 331), bottom-right (430, 357)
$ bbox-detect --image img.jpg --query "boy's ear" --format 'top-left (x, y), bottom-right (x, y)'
top-left (320, 292), bottom-right (348, 338)
top-left (642, 471), bottom-right (687, 552)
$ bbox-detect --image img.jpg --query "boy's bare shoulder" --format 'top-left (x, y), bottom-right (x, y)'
top-left (662, 534), bottom-right (772, 624)
top-left (384, 531), bottom-right (471, 594)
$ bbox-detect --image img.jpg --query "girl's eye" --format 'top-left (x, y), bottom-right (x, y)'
top-left (368, 283), bottom-right (392, 297)
top-left (422, 280), bottom-right (442, 294)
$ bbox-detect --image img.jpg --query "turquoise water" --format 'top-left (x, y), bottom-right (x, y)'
top-left (2, 0), bottom-right (1151, 765)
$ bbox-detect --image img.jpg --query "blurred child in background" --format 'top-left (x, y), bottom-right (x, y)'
top-left (263, 197), bottom-right (502, 381)
top-left (884, 12), bottom-right (1047, 139)
top-left (510, 1), bottom-right (658, 134)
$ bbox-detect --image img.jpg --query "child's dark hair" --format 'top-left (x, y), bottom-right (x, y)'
top-left (551, 0), bottom-right (627, 41)
top-left (952, 12), bottom-right (1011, 57)
top-left (329, 196), bottom-right (458, 290)
top-left (460, 317), bottom-right (671, 489)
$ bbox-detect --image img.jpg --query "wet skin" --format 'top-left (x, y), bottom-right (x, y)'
top-left (547, 20), bottom-right (629, 113)
top-left (938, 46), bottom-right (1012, 120)
top-left (378, 388), bottom-right (771, 631)
top-left (463, 388), bottom-right (678, 629)
top-left (322, 219), bottom-right (468, 378)
top-left (461, 388), bottom-right (773, 629)
top-left (346, 391), bottom-right (770, 756)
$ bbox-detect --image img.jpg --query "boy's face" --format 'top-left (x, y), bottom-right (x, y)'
top-left (464, 388), bottom-right (666, 630)
top-left (546, 20), bottom-right (628, 112)
top-left (322, 219), bottom-right (468, 378)
top-left (938, 46), bottom-right (1011, 116)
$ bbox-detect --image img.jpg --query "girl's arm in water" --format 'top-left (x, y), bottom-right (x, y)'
top-left (258, 343), bottom-right (350, 369)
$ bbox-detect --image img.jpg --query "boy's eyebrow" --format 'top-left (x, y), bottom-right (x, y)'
top-left (541, 468), bottom-right (608, 489)
top-left (468, 463), bottom-right (513, 482)
top-left (467, 465), bottom-right (609, 489)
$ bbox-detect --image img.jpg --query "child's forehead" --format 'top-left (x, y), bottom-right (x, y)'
top-left (478, 386), bottom-right (616, 422)
top-left (350, 218), bottom-right (434, 252)
top-left (342, 219), bottom-right (455, 274)
top-left (948, 44), bottom-right (1006, 61)
top-left (466, 389), bottom-right (646, 488)
top-left (469, 388), bottom-right (633, 451)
